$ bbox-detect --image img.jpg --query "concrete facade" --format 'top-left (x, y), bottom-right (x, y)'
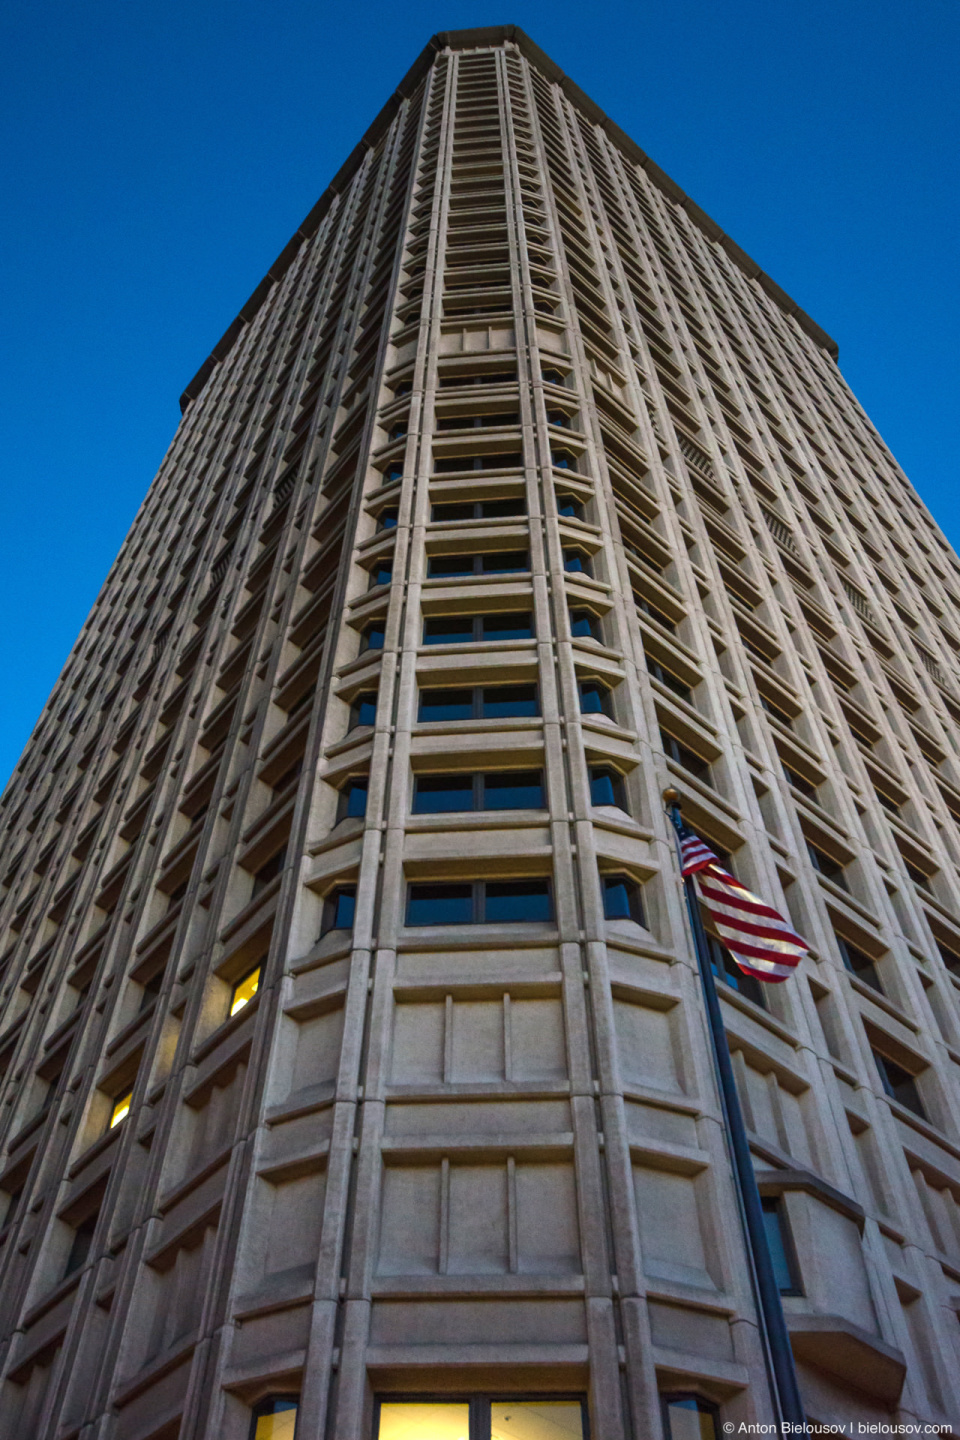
top-left (1, 26), bottom-right (960, 1440)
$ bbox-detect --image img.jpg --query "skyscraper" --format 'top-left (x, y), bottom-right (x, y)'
top-left (2, 22), bottom-right (959, 1439)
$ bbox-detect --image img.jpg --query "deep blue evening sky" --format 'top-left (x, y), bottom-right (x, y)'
top-left (1, 0), bottom-right (957, 786)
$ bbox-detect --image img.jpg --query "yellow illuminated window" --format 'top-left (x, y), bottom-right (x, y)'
top-left (251, 1398), bottom-right (298, 1440)
top-left (109, 1092), bottom-right (132, 1129)
top-left (491, 1401), bottom-right (585, 1438)
top-left (230, 966), bottom-right (261, 1017)
top-left (377, 1402), bottom-right (470, 1439)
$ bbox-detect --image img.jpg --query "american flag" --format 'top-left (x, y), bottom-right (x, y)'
top-left (678, 828), bottom-right (808, 983)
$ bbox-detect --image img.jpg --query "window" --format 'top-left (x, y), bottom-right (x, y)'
top-left (349, 692), bottom-right (377, 729)
top-left (661, 730), bottom-right (711, 780)
top-left (252, 846), bottom-right (287, 898)
top-left (647, 657), bottom-right (692, 701)
top-left (388, 422), bottom-right (407, 441)
top-left (547, 409), bottom-right (570, 429)
top-left (635, 593), bottom-right (675, 631)
top-left (552, 451), bottom-right (578, 471)
top-left (579, 679), bottom-right (614, 717)
top-left (936, 938), bottom-right (960, 976)
top-left (661, 1394), bottom-right (720, 1440)
top-left (557, 493), bottom-right (584, 520)
top-left (109, 1091), bottom-right (132, 1129)
top-left (423, 613), bottom-right (534, 645)
top-left (370, 561), bottom-right (393, 588)
top-left (760, 694), bottom-right (794, 728)
top-left (64, 1212), bottom-right (99, 1277)
top-left (563, 548), bottom-right (592, 576)
top-left (377, 507), bottom-right (399, 531)
top-left (413, 770), bottom-right (544, 814)
top-left (438, 370), bottom-right (517, 388)
top-left (873, 1050), bottom-right (926, 1119)
top-left (805, 840), bottom-right (848, 891)
top-left (431, 496), bottom-right (525, 522)
top-left (874, 787), bottom-right (900, 816)
top-left (337, 778), bottom-right (368, 821)
top-left (761, 1197), bottom-right (802, 1294)
top-left (362, 623), bottom-right (386, 651)
top-left (570, 609), bottom-right (602, 641)
top-left (434, 452), bottom-right (523, 474)
top-left (602, 874), bottom-right (644, 924)
top-left (706, 934), bottom-right (765, 1008)
top-left (783, 763), bottom-right (817, 798)
top-left (542, 368), bottom-right (567, 386)
top-left (250, 1396), bottom-right (298, 1440)
top-left (384, 463), bottom-right (404, 482)
top-left (436, 411), bottom-right (519, 431)
top-left (589, 766), bottom-right (627, 810)
top-left (138, 969), bottom-right (163, 1013)
top-left (319, 886), bottom-right (355, 935)
top-left (837, 936), bottom-right (883, 993)
top-left (375, 1398), bottom-right (586, 1439)
top-left (904, 860), bottom-right (932, 892)
top-left (427, 551), bottom-right (528, 577)
top-left (406, 879), bottom-right (553, 926)
top-left (418, 684), bottom-right (540, 722)
top-left (230, 966), bottom-right (261, 1017)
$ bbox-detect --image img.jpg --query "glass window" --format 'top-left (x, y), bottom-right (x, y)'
top-left (250, 1396), bottom-right (299, 1440)
top-left (490, 1400), bottom-right (585, 1438)
top-left (578, 680), bottom-right (613, 717)
top-left (419, 687), bottom-right (475, 721)
top-left (253, 846), bottom-right (286, 897)
top-left (589, 767), bottom-right (627, 810)
top-left (570, 610), bottom-right (602, 641)
top-left (661, 1394), bottom-right (719, 1440)
top-left (363, 624), bottom-right (386, 651)
top-left (424, 616), bottom-right (475, 645)
top-left (873, 1051), bottom-right (926, 1118)
top-left (563, 549), bottom-right (591, 576)
top-left (482, 613), bottom-right (533, 641)
top-left (783, 763), bottom-right (817, 798)
top-left (64, 1213), bottom-right (98, 1277)
top-left (557, 494), bottom-right (584, 520)
top-left (760, 693), bottom-right (793, 727)
top-left (407, 882), bottom-right (474, 926)
top-left (337, 778), bottom-right (369, 822)
top-left (376, 1402), bottom-right (470, 1439)
top-left (546, 410), bottom-right (571, 429)
top-left (647, 657), bottom-right (692, 701)
top-left (417, 685), bottom-right (540, 723)
top-left (483, 685), bottom-right (539, 718)
top-left (109, 1091), bottom-right (132, 1129)
top-left (761, 1197), bottom-right (803, 1294)
top-left (350, 692), bottom-right (377, 729)
top-left (378, 507), bottom-right (399, 531)
top-left (482, 771), bottom-right (544, 810)
top-left (321, 886), bottom-right (356, 935)
top-left (384, 464), bottom-right (404, 483)
top-left (805, 841), bottom-right (847, 890)
top-left (406, 880), bottom-right (553, 926)
top-left (230, 966), bottom-right (261, 1017)
top-left (482, 551), bottom-right (527, 574)
top-left (936, 939), bottom-right (960, 975)
top-left (485, 880), bottom-right (552, 923)
top-left (837, 935), bottom-right (883, 993)
top-left (542, 368), bottom-right (566, 386)
top-left (602, 874), bottom-right (644, 924)
top-left (427, 553), bottom-right (528, 577)
top-left (431, 498), bottom-right (525, 522)
top-left (635, 593), bottom-right (675, 631)
top-left (413, 773), bottom-right (475, 814)
top-left (661, 730), bottom-right (711, 780)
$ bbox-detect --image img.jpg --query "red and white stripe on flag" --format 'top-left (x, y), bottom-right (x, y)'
top-left (679, 832), bottom-right (807, 983)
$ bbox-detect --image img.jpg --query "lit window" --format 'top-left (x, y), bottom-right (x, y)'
top-left (250, 1396), bottom-right (299, 1440)
top-left (376, 1402), bottom-right (469, 1439)
top-left (109, 1091), bottom-right (132, 1129)
top-left (230, 966), bottom-right (261, 1017)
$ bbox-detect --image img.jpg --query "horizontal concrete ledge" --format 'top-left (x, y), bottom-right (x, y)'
top-left (788, 1312), bottom-right (907, 1406)
top-left (180, 25), bottom-right (837, 412)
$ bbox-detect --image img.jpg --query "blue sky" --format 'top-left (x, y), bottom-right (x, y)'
top-left (1, 0), bottom-right (957, 787)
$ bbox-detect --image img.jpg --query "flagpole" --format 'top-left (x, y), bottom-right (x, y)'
top-left (663, 788), bottom-right (806, 1428)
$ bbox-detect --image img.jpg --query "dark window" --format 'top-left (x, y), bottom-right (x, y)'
top-left (904, 860), bottom-right (932, 891)
top-left (579, 679), bottom-right (614, 717)
top-left (321, 886), bottom-right (356, 935)
top-left (936, 939), bottom-right (960, 976)
top-left (168, 879), bottom-right (189, 904)
top-left (1, 1184), bottom-right (24, 1232)
top-left (706, 934), bottom-right (765, 1008)
top-left (393, 380), bottom-right (413, 397)
top-left (252, 846), bottom-right (286, 897)
top-left (589, 766), bottom-right (627, 810)
top-left (547, 409), bottom-right (570, 428)
top-left (273, 758), bottom-right (303, 793)
top-left (286, 687), bottom-right (314, 716)
top-left (417, 684), bottom-right (540, 723)
top-left (377, 507), bottom-right (399, 531)
top-left (661, 730), bottom-right (711, 780)
top-left (647, 657), bottom-right (692, 701)
top-left (635, 593), bottom-right (676, 631)
top-left (873, 1051), bottom-right (926, 1118)
top-left (431, 497), bottom-right (526, 522)
top-left (760, 694), bottom-right (794, 728)
top-left (337, 778), bottom-right (368, 822)
top-left (64, 1212), bottom-right (99, 1277)
top-left (557, 493), bottom-right (584, 520)
top-left (250, 1396), bottom-right (299, 1440)
top-left (384, 463), bottom-right (403, 483)
top-left (874, 788), bottom-right (900, 815)
top-left (406, 879), bottom-right (553, 926)
top-left (422, 613), bottom-right (534, 645)
top-left (427, 552), bottom-right (528, 577)
top-left (837, 936), bottom-right (883, 993)
top-left (138, 969), bottom-right (163, 1013)
top-left (761, 1197), bottom-right (803, 1294)
top-left (438, 371), bottom-right (517, 388)
top-left (805, 841), bottom-right (848, 890)
top-left (661, 1393), bottom-right (720, 1440)
top-left (570, 609), bottom-right (602, 641)
top-left (552, 451), bottom-right (577, 471)
top-left (388, 423), bottom-right (407, 441)
top-left (783, 763), bottom-right (817, 798)
top-left (349, 692), bottom-right (377, 729)
top-left (602, 874), bottom-right (644, 924)
top-left (362, 624), bottom-right (386, 652)
top-left (436, 412), bottom-right (519, 431)
top-left (434, 453), bottom-right (523, 474)
top-left (563, 549), bottom-right (592, 576)
top-left (542, 368), bottom-right (566, 386)
top-left (370, 561), bottom-right (393, 588)
top-left (413, 771), bottom-right (544, 814)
